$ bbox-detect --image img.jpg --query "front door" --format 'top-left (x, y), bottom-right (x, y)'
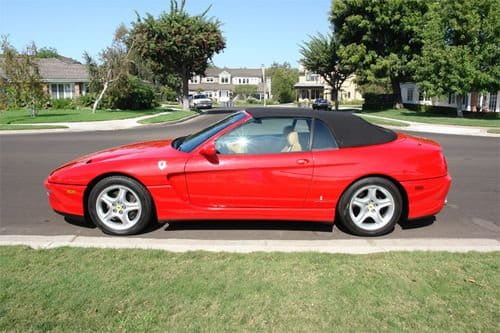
top-left (185, 117), bottom-right (314, 208)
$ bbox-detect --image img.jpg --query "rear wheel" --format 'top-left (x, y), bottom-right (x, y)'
top-left (88, 176), bottom-right (153, 235)
top-left (337, 177), bottom-right (402, 236)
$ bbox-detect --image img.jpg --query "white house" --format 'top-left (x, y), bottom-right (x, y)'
top-left (400, 82), bottom-right (499, 112)
top-left (189, 67), bottom-right (272, 103)
top-left (294, 66), bottom-right (363, 102)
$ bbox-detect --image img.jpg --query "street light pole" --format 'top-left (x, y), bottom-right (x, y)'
top-left (261, 64), bottom-right (267, 107)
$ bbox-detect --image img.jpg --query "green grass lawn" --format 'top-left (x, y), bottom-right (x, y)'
top-left (139, 110), bottom-right (198, 124)
top-left (0, 108), bottom-right (167, 124)
top-left (0, 124), bottom-right (68, 130)
top-left (1, 246), bottom-right (498, 332)
top-left (487, 128), bottom-right (500, 134)
top-left (358, 114), bottom-right (410, 127)
top-left (359, 108), bottom-right (500, 127)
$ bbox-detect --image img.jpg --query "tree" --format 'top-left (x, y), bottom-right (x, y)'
top-left (331, 0), bottom-right (429, 108)
top-left (0, 38), bottom-right (46, 116)
top-left (266, 62), bottom-right (299, 103)
top-left (130, 0), bottom-right (225, 110)
top-left (300, 33), bottom-right (364, 111)
top-left (234, 84), bottom-right (258, 99)
top-left (413, 0), bottom-right (499, 114)
top-left (36, 47), bottom-right (60, 58)
top-left (84, 24), bottom-right (135, 112)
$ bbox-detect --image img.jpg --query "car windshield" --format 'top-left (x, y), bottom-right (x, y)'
top-left (175, 112), bottom-right (247, 153)
top-left (194, 94), bottom-right (208, 99)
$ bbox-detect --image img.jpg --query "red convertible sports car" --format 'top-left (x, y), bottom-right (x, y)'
top-left (45, 108), bottom-right (451, 236)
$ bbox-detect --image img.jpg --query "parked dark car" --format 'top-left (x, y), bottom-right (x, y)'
top-left (312, 98), bottom-right (331, 110)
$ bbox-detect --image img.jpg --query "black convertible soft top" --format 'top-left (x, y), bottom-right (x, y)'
top-left (245, 107), bottom-right (397, 148)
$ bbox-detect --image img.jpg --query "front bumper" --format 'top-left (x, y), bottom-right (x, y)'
top-left (194, 103), bottom-right (212, 109)
top-left (45, 180), bottom-right (86, 217)
top-left (401, 174), bottom-right (452, 219)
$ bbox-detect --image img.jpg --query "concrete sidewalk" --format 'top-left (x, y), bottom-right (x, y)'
top-left (1, 235), bottom-right (499, 253)
top-left (358, 114), bottom-right (500, 137)
top-left (0, 109), bottom-right (196, 135)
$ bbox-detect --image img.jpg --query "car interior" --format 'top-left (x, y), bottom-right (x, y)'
top-left (216, 118), bottom-right (312, 155)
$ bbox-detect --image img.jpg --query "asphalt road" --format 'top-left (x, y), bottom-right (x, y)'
top-left (1, 112), bottom-right (499, 240)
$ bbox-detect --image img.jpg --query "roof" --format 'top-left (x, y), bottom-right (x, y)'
top-left (0, 57), bottom-right (89, 82)
top-left (190, 82), bottom-right (267, 92)
top-left (204, 67), bottom-right (263, 78)
top-left (245, 107), bottom-right (397, 148)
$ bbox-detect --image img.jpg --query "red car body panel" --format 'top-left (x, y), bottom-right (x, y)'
top-left (45, 112), bottom-right (451, 224)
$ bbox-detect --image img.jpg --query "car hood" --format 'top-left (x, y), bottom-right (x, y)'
top-left (47, 139), bottom-right (190, 185)
top-left (194, 98), bottom-right (212, 103)
top-left (74, 139), bottom-right (175, 164)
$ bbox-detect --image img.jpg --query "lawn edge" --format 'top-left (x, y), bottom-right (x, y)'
top-left (1, 235), bottom-right (499, 253)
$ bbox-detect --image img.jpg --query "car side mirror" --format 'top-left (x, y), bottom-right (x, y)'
top-left (200, 143), bottom-right (217, 157)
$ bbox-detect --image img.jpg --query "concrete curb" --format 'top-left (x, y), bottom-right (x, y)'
top-left (1, 235), bottom-right (499, 253)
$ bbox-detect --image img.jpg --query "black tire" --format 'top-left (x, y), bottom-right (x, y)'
top-left (87, 176), bottom-right (153, 235)
top-left (337, 177), bottom-right (402, 236)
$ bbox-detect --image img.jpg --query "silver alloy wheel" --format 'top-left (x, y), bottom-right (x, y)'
top-left (348, 185), bottom-right (395, 231)
top-left (95, 185), bottom-right (142, 231)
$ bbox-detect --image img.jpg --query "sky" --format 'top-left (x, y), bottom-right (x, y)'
top-left (0, 0), bottom-right (332, 68)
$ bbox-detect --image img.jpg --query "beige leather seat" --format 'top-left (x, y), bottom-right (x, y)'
top-left (281, 131), bottom-right (302, 152)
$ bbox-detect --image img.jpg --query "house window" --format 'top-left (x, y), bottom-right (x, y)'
top-left (206, 77), bottom-right (214, 83)
top-left (489, 92), bottom-right (497, 111)
top-left (50, 83), bottom-right (74, 99)
top-left (221, 76), bottom-right (229, 84)
top-left (418, 90), bottom-right (424, 101)
top-left (448, 93), bottom-right (456, 105)
top-left (306, 74), bottom-right (318, 82)
top-left (462, 94), bottom-right (469, 106)
top-left (407, 88), bottom-right (414, 102)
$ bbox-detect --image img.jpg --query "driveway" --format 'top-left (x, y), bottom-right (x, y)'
top-left (0, 112), bottom-right (499, 240)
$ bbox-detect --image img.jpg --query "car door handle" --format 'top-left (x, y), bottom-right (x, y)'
top-left (296, 159), bottom-right (309, 165)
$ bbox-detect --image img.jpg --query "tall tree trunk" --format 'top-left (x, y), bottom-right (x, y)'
top-left (456, 96), bottom-right (463, 117)
top-left (333, 88), bottom-right (339, 111)
top-left (92, 80), bottom-right (109, 113)
top-left (181, 75), bottom-right (190, 110)
top-left (390, 77), bottom-right (403, 109)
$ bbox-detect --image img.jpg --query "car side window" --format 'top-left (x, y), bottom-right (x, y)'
top-left (312, 119), bottom-right (338, 150)
top-left (215, 117), bottom-right (312, 155)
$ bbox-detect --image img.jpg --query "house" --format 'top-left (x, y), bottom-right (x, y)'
top-left (400, 82), bottom-right (499, 112)
top-left (0, 57), bottom-right (89, 99)
top-left (189, 67), bottom-right (272, 103)
top-left (294, 66), bottom-right (363, 102)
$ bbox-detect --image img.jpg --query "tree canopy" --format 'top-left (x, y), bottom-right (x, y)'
top-left (266, 62), bottom-right (299, 103)
top-left (130, 0), bottom-right (225, 109)
top-left (0, 38), bottom-right (46, 116)
top-left (300, 33), bottom-right (364, 111)
top-left (331, 0), bottom-right (429, 107)
top-left (35, 47), bottom-right (60, 58)
top-left (413, 0), bottom-right (500, 112)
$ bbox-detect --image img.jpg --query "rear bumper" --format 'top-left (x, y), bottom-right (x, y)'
top-left (401, 174), bottom-right (452, 219)
top-left (45, 180), bottom-right (85, 217)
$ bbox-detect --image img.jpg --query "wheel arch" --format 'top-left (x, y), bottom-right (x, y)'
top-left (83, 172), bottom-right (158, 221)
top-left (335, 174), bottom-right (409, 222)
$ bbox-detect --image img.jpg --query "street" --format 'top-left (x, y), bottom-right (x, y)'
top-left (1, 112), bottom-right (499, 240)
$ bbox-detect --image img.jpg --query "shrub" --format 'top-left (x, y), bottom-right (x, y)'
top-left (102, 75), bottom-right (157, 110)
top-left (75, 94), bottom-right (96, 108)
top-left (51, 98), bottom-right (75, 109)
top-left (362, 93), bottom-right (394, 110)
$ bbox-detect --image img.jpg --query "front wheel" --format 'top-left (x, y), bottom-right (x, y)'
top-left (337, 177), bottom-right (402, 236)
top-left (87, 176), bottom-right (153, 235)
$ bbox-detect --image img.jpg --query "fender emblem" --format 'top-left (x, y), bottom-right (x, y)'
top-left (157, 160), bottom-right (167, 170)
